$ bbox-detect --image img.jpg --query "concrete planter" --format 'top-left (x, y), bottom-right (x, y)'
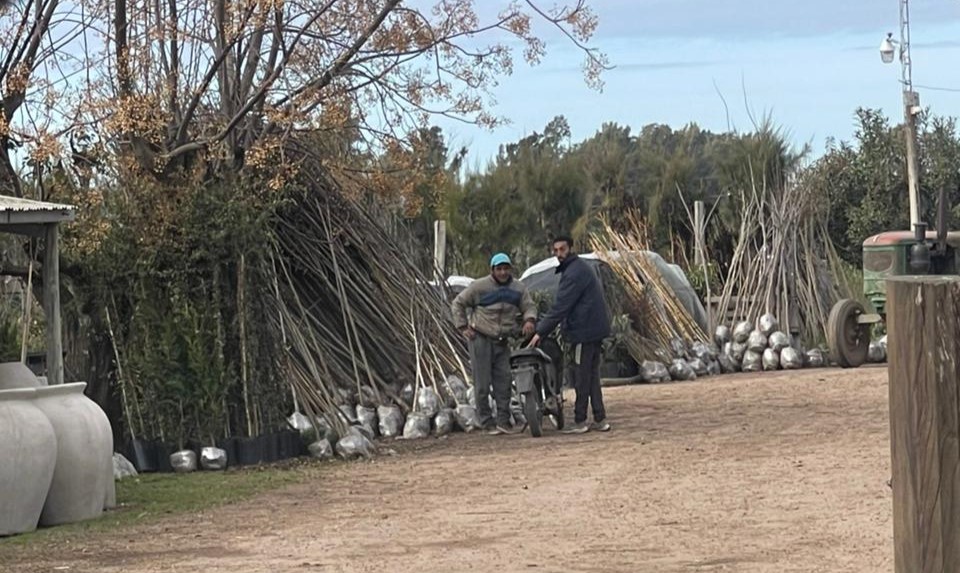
top-left (0, 362), bottom-right (41, 390)
top-left (34, 382), bottom-right (113, 526)
top-left (0, 388), bottom-right (57, 536)
top-left (103, 468), bottom-right (117, 510)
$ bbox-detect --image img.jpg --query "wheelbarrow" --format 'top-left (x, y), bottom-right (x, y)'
top-left (509, 347), bottom-right (564, 437)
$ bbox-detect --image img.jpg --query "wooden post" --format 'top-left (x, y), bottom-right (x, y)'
top-left (693, 201), bottom-right (713, 332)
top-left (886, 275), bottom-right (960, 573)
top-left (43, 223), bottom-right (63, 386)
top-left (433, 219), bottom-right (446, 284)
top-left (693, 200), bottom-right (705, 267)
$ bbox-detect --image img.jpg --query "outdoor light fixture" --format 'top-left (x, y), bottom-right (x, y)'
top-left (879, 33), bottom-right (896, 64)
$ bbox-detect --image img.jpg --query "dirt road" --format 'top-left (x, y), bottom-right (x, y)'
top-left (2, 366), bottom-right (893, 573)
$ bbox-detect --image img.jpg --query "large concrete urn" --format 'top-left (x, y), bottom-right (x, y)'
top-left (0, 362), bottom-right (41, 390)
top-left (34, 382), bottom-right (113, 526)
top-left (0, 388), bottom-right (58, 536)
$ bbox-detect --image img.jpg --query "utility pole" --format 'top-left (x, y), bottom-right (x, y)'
top-left (898, 0), bottom-right (921, 228)
top-left (903, 90), bottom-right (921, 229)
top-left (881, 1), bottom-right (922, 228)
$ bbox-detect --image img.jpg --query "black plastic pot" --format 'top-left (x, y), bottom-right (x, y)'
top-left (125, 438), bottom-right (158, 473)
top-left (261, 433), bottom-right (279, 463)
top-left (218, 437), bottom-right (240, 467)
top-left (236, 436), bottom-right (264, 466)
top-left (155, 442), bottom-right (179, 473)
top-left (277, 429), bottom-right (303, 459)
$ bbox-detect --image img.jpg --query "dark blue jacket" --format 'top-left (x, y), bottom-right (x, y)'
top-left (535, 254), bottom-right (611, 344)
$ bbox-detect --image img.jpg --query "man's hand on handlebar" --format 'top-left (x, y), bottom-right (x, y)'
top-left (462, 326), bottom-right (476, 340)
top-left (521, 320), bottom-right (535, 337)
top-left (526, 333), bottom-right (541, 348)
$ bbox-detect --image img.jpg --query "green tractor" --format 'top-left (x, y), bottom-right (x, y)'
top-left (828, 190), bottom-right (960, 367)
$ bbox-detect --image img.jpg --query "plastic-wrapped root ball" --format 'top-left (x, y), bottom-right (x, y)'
top-left (758, 313), bottom-right (779, 336)
top-left (170, 450), bottom-right (197, 473)
top-left (336, 427), bottom-right (376, 459)
top-left (717, 352), bottom-right (738, 373)
top-left (742, 350), bottom-right (763, 372)
top-left (691, 341), bottom-right (713, 362)
top-left (401, 411), bottom-right (432, 440)
top-left (670, 338), bottom-right (687, 359)
top-left (434, 408), bottom-right (455, 436)
top-left (806, 348), bottom-right (825, 368)
top-left (377, 405), bottom-right (405, 438)
top-left (714, 325), bottom-right (732, 348)
top-left (641, 361), bottom-right (671, 383)
top-left (668, 359), bottom-right (696, 381)
top-left (416, 387), bottom-right (440, 417)
top-left (688, 358), bottom-right (708, 377)
top-left (454, 404), bottom-right (480, 432)
top-left (733, 321), bottom-right (752, 343)
top-left (768, 331), bottom-right (790, 352)
top-left (780, 347), bottom-right (803, 369)
top-left (762, 348), bottom-right (780, 370)
top-left (200, 447), bottom-right (227, 471)
top-left (356, 404), bottom-right (379, 438)
top-left (730, 341), bottom-right (747, 363)
top-left (747, 331), bottom-right (768, 353)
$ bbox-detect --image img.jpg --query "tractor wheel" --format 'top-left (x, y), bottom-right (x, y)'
top-left (827, 299), bottom-right (870, 368)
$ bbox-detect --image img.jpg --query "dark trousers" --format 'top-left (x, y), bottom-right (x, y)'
top-left (469, 334), bottom-right (512, 427)
top-left (572, 341), bottom-right (606, 424)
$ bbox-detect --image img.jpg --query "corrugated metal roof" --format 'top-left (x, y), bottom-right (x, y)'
top-left (0, 196), bottom-right (76, 213)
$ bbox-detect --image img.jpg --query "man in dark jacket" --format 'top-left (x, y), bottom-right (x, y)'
top-left (528, 236), bottom-right (612, 433)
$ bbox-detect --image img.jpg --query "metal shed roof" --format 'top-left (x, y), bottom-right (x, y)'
top-left (0, 196), bottom-right (76, 225)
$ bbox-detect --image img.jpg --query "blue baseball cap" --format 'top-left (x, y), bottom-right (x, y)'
top-left (490, 252), bottom-right (512, 267)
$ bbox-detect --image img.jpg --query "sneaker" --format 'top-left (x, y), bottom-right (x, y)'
top-left (490, 424), bottom-right (520, 435)
top-left (562, 421), bottom-right (590, 435)
top-left (591, 421), bottom-right (612, 432)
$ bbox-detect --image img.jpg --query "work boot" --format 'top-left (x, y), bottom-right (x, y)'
top-left (562, 421), bottom-right (590, 434)
top-left (591, 421), bottom-right (612, 432)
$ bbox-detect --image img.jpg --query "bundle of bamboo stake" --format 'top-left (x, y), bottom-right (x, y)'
top-left (589, 214), bottom-right (710, 362)
top-left (264, 160), bottom-right (471, 436)
top-left (713, 169), bottom-right (855, 345)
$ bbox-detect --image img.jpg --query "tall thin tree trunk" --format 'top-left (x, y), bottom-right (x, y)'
top-left (238, 253), bottom-right (254, 437)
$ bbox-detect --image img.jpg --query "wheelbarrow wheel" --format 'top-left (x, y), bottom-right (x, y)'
top-left (522, 391), bottom-right (542, 437)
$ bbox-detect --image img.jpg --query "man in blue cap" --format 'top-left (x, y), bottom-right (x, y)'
top-left (451, 252), bottom-right (537, 434)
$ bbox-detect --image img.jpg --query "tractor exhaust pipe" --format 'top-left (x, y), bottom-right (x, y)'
top-left (911, 221), bottom-right (931, 274)
top-left (936, 185), bottom-right (948, 252)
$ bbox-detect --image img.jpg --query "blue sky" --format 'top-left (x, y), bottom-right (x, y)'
top-left (432, 0), bottom-right (960, 168)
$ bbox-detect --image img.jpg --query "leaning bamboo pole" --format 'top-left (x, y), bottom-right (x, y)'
top-left (257, 160), bottom-right (469, 427)
top-left (589, 213), bottom-right (709, 362)
top-left (712, 165), bottom-right (855, 345)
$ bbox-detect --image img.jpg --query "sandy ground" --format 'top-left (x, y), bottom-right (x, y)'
top-left (1, 366), bottom-right (894, 573)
